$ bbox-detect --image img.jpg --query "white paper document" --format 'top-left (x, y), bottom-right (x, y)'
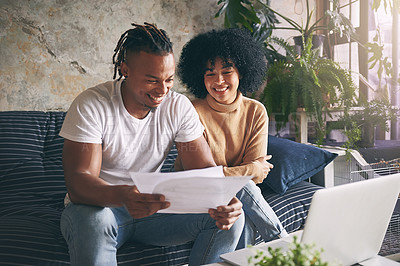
top-left (130, 166), bottom-right (252, 214)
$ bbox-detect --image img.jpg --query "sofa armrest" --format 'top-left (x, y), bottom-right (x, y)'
top-left (309, 146), bottom-right (346, 188)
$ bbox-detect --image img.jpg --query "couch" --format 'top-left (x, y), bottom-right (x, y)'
top-left (0, 111), bottom-right (337, 265)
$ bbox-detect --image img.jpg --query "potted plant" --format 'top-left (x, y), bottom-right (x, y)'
top-left (260, 36), bottom-right (357, 144)
top-left (267, 0), bottom-right (356, 50)
top-left (215, 0), bottom-right (358, 58)
top-left (338, 98), bottom-right (398, 148)
top-left (247, 236), bottom-right (328, 266)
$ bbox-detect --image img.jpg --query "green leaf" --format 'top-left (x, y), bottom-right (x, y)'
top-left (216, 0), bottom-right (260, 30)
top-left (215, 2), bottom-right (228, 18)
top-left (247, 236), bottom-right (329, 265)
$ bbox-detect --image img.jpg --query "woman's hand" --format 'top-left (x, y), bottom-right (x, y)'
top-left (252, 155), bottom-right (274, 183)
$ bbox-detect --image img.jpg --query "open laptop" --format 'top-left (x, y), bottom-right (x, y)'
top-left (221, 173), bottom-right (400, 266)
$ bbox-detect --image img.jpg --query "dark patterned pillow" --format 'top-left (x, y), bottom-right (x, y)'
top-left (262, 135), bottom-right (337, 195)
top-left (0, 111), bottom-right (67, 206)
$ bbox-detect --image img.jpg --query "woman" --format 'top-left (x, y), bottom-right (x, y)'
top-left (176, 28), bottom-right (287, 248)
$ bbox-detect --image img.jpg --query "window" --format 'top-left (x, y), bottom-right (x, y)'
top-left (321, 0), bottom-right (399, 140)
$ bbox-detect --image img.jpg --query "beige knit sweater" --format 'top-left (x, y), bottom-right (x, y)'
top-left (176, 92), bottom-right (269, 183)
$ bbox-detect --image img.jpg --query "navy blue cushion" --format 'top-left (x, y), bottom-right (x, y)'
top-left (262, 135), bottom-right (337, 195)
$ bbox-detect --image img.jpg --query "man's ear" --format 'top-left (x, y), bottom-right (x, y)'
top-left (120, 62), bottom-right (129, 77)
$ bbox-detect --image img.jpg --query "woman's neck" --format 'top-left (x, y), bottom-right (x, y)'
top-left (206, 91), bottom-right (242, 113)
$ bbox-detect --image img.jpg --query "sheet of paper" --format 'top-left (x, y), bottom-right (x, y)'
top-left (130, 166), bottom-right (252, 213)
top-left (130, 166), bottom-right (225, 193)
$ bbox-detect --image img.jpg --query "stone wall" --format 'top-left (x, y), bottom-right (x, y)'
top-left (0, 0), bottom-right (310, 111)
top-left (0, 0), bottom-right (223, 111)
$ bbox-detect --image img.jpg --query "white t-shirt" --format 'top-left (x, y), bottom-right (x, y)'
top-left (60, 79), bottom-right (204, 185)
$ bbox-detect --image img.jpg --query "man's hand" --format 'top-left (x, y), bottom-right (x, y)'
top-left (122, 186), bottom-right (170, 219)
top-left (208, 196), bottom-right (243, 230)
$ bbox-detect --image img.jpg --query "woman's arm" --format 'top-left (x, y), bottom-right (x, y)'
top-left (224, 106), bottom-right (270, 183)
top-left (223, 155), bottom-right (273, 184)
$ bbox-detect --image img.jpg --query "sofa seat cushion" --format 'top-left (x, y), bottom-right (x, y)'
top-left (0, 190), bottom-right (194, 265)
top-left (0, 213), bottom-right (193, 266)
top-left (0, 216), bottom-right (70, 265)
top-left (116, 241), bottom-right (192, 265)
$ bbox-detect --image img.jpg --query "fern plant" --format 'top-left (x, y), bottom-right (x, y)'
top-left (260, 37), bottom-right (357, 143)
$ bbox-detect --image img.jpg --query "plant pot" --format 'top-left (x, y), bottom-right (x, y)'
top-left (293, 34), bottom-right (325, 57)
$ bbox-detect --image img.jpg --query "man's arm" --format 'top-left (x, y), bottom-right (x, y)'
top-left (62, 139), bottom-right (170, 218)
top-left (175, 136), bottom-right (216, 170)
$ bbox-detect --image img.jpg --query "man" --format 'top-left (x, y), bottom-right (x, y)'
top-left (59, 23), bottom-right (244, 266)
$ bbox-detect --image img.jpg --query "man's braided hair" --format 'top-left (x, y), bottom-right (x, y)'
top-left (112, 22), bottom-right (173, 80)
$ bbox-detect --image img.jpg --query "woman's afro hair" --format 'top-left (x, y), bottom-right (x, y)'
top-left (178, 28), bottom-right (267, 99)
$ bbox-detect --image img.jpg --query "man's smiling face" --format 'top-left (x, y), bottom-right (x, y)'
top-left (121, 51), bottom-right (175, 119)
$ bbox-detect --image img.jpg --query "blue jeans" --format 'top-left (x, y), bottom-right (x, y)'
top-left (60, 203), bottom-right (244, 266)
top-left (236, 181), bottom-right (288, 249)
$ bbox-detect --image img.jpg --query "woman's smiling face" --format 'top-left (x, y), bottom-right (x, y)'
top-left (204, 57), bottom-right (240, 104)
